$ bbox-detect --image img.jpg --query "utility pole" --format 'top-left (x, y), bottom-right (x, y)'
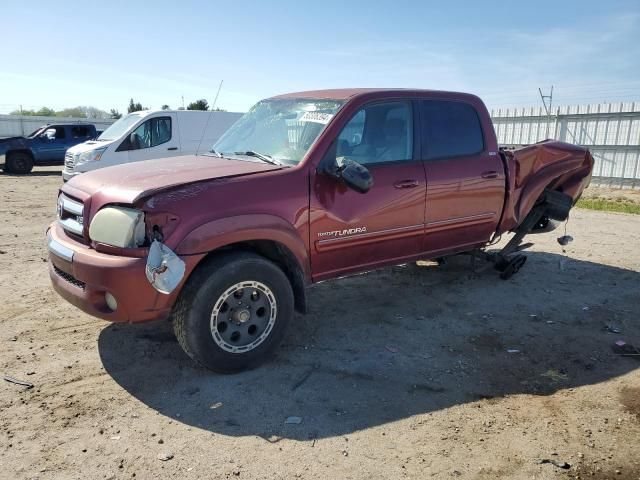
top-left (539, 86), bottom-right (554, 138)
top-left (181, 95), bottom-right (185, 110)
top-left (211, 80), bottom-right (224, 111)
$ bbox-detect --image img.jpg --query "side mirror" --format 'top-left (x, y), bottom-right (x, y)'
top-left (116, 134), bottom-right (133, 152)
top-left (338, 159), bottom-right (373, 194)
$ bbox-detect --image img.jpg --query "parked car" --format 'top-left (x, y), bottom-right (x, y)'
top-left (0, 123), bottom-right (98, 174)
top-left (47, 88), bottom-right (593, 372)
top-left (62, 110), bottom-right (241, 181)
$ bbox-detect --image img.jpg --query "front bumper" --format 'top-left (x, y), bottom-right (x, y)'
top-left (47, 222), bottom-right (203, 323)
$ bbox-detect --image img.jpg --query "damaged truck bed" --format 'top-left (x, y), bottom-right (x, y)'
top-left (47, 88), bottom-right (593, 372)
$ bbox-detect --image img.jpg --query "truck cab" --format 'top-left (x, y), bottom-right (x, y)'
top-left (47, 89), bottom-right (593, 373)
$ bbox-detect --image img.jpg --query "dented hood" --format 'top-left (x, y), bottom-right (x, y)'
top-left (64, 154), bottom-right (282, 204)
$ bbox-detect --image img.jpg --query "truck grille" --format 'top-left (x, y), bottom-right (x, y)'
top-left (57, 194), bottom-right (85, 238)
top-left (53, 265), bottom-right (86, 290)
top-left (64, 152), bottom-right (75, 169)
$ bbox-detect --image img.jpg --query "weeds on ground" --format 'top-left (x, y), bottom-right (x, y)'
top-left (576, 198), bottom-right (640, 215)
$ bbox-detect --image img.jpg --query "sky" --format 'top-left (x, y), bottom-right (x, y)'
top-left (1, 0), bottom-right (639, 114)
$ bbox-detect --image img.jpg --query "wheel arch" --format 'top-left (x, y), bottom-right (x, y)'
top-left (176, 215), bottom-right (310, 313)
top-left (6, 148), bottom-right (35, 160)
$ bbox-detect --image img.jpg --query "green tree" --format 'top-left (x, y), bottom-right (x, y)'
top-left (80, 106), bottom-right (109, 119)
top-left (110, 108), bottom-right (122, 119)
top-left (187, 99), bottom-right (209, 111)
top-left (128, 98), bottom-right (145, 113)
top-left (10, 108), bottom-right (36, 115)
top-left (35, 107), bottom-right (56, 116)
top-left (161, 104), bottom-right (170, 110)
top-left (56, 107), bottom-right (87, 118)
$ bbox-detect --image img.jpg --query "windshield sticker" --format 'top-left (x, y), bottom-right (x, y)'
top-left (299, 111), bottom-right (334, 124)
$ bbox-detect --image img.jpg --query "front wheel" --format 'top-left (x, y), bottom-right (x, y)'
top-left (172, 252), bottom-right (294, 373)
top-left (5, 152), bottom-right (34, 174)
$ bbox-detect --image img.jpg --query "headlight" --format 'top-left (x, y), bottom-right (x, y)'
top-left (89, 206), bottom-right (146, 248)
top-left (76, 147), bottom-right (106, 165)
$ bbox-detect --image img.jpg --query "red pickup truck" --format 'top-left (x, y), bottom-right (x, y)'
top-left (47, 89), bottom-right (593, 372)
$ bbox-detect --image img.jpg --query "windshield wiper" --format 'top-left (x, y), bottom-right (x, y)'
top-left (233, 151), bottom-right (282, 166)
top-left (209, 148), bottom-right (223, 158)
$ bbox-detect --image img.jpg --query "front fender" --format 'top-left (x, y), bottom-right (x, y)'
top-left (175, 214), bottom-right (311, 281)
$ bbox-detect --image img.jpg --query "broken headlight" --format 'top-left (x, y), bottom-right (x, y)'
top-left (89, 206), bottom-right (146, 248)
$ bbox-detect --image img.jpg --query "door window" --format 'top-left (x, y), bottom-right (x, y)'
top-left (128, 117), bottom-right (172, 150)
top-left (42, 126), bottom-right (66, 140)
top-left (421, 100), bottom-right (484, 160)
top-left (336, 102), bottom-right (413, 165)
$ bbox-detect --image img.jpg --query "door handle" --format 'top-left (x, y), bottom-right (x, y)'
top-left (167, 147), bottom-right (178, 151)
top-left (393, 179), bottom-right (419, 189)
top-left (481, 170), bottom-right (499, 179)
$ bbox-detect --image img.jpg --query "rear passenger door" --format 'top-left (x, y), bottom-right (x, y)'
top-left (420, 100), bottom-right (505, 255)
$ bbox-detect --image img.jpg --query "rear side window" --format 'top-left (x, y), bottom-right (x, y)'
top-left (71, 126), bottom-right (90, 138)
top-left (421, 100), bottom-right (484, 160)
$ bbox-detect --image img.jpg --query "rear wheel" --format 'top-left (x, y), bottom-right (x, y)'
top-left (172, 251), bottom-right (294, 373)
top-left (5, 152), bottom-right (34, 174)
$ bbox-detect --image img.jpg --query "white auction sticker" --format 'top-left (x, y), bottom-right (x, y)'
top-left (299, 111), bottom-right (334, 124)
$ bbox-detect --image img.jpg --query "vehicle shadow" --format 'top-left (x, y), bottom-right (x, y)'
top-left (0, 167), bottom-right (63, 177)
top-left (98, 251), bottom-right (640, 440)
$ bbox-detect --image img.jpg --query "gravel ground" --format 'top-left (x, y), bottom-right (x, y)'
top-left (1, 167), bottom-right (639, 480)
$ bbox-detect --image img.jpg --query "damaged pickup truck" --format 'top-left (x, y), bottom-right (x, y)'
top-left (47, 89), bottom-right (593, 372)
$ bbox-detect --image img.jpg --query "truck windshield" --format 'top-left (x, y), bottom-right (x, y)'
top-left (212, 99), bottom-right (344, 165)
top-left (98, 113), bottom-right (142, 141)
top-left (27, 127), bottom-right (46, 138)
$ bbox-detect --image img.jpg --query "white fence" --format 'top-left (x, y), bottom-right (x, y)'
top-left (5, 105), bottom-right (639, 188)
top-left (0, 114), bottom-right (116, 138)
top-left (491, 102), bottom-right (640, 188)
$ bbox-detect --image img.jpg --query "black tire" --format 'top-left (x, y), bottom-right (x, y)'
top-left (6, 152), bottom-right (34, 174)
top-left (172, 251), bottom-right (294, 373)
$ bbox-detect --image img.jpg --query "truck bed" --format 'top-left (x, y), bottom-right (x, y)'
top-left (498, 140), bottom-right (594, 234)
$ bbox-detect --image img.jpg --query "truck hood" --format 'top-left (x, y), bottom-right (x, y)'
top-left (67, 140), bottom-right (112, 154)
top-left (64, 154), bottom-right (283, 205)
top-left (0, 136), bottom-right (26, 143)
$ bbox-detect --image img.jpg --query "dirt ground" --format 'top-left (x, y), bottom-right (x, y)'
top-left (1, 167), bottom-right (639, 480)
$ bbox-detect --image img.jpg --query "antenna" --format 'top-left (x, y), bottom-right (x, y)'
top-left (211, 80), bottom-right (224, 111)
top-left (538, 86), bottom-right (554, 138)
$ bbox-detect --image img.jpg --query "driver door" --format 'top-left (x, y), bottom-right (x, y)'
top-left (310, 100), bottom-right (426, 280)
top-left (38, 126), bottom-right (69, 161)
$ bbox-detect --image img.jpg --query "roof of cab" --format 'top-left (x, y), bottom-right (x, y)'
top-left (269, 88), bottom-right (478, 102)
